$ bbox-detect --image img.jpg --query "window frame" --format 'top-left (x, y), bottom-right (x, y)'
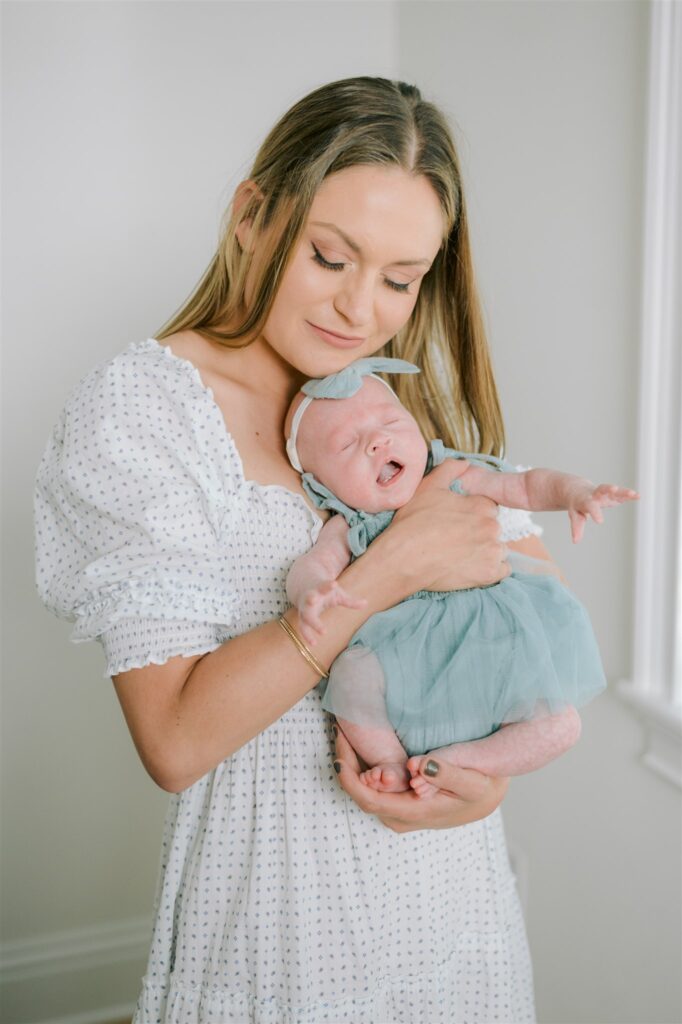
top-left (617, 0), bottom-right (682, 788)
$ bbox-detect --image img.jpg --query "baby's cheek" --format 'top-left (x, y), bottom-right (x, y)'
top-left (341, 466), bottom-right (377, 508)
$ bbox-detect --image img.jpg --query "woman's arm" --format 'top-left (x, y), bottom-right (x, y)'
top-left (114, 548), bottom-right (399, 794)
top-left (113, 460), bottom-right (509, 794)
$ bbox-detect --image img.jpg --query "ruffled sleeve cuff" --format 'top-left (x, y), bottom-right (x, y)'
top-left (496, 464), bottom-right (544, 543)
top-left (497, 505), bottom-right (544, 543)
top-left (100, 618), bottom-right (222, 678)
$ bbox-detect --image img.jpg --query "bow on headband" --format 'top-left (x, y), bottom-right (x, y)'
top-left (286, 356), bottom-right (420, 473)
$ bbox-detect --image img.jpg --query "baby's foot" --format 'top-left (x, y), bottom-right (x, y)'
top-left (360, 762), bottom-right (411, 792)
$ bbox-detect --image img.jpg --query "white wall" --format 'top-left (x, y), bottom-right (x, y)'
top-left (397, 2), bottom-right (681, 1023)
top-left (3, 2), bottom-right (680, 1023)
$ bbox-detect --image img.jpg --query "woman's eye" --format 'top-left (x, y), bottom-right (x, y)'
top-left (311, 244), bottom-right (412, 294)
top-left (384, 279), bottom-right (410, 294)
top-left (312, 244), bottom-right (345, 272)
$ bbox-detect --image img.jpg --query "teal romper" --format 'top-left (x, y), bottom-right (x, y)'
top-left (303, 440), bottom-right (607, 758)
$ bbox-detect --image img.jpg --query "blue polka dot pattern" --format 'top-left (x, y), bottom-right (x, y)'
top-left (34, 339), bottom-right (536, 1023)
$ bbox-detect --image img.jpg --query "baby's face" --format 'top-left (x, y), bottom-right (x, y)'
top-left (294, 378), bottom-right (429, 512)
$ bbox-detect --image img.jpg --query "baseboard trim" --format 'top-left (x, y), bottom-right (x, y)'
top-left (23, 1001), bottom-right (137, 1024)
top-left (1, 915), bottom-right (152, 985)
top-left (0, 916), bottom-right (150, 1023)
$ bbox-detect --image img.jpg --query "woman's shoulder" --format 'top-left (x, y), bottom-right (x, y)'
top-left (61, 337), bottom-right (201, 414)
top-left (37, 334), bottom-right (243, 517)
top-left (44, 335), bottom-right (241, 487)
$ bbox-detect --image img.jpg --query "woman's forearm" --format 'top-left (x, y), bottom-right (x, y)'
top-left (158, 540), bottom-right (406, 792)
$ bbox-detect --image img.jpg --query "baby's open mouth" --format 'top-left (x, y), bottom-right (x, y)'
top-left (377, 460), bottom-right (404, 486)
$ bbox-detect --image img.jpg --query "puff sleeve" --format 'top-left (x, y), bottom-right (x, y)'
top-left (33, 345), bottom-right (243, 678)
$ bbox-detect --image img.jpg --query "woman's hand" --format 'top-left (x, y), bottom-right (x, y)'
top-left (333, 728), bottom-right (508, 832)
top-left (377, 460), bottom-right (510, 598)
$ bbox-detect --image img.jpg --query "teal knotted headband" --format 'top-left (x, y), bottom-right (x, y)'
top-left (285, 356), bottom-right (420, 473)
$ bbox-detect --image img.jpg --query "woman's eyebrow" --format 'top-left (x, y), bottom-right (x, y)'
top-left (310, 221), bottom-right (432, 267)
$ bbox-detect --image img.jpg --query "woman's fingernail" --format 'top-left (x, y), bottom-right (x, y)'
top-left (333, 761), bottom-right (342, 773)
top-left (424, 759), bottom-right (439, 777)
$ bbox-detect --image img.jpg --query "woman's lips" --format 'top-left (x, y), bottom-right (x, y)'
top-left (307, 321), bottom-right (366, 349)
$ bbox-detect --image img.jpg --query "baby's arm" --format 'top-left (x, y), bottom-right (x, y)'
top-left (286, 515), bottom-right (367, 645)
top-left (457, 463), bottom-right (638, 543)
top-left (407, 707), bottom-right (581, 797)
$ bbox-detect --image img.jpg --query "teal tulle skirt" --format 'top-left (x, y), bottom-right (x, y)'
top-left (320, 565), bottom-right (607, 758)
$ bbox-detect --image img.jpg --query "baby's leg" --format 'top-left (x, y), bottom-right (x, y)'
top-left (407, 705), bottom-right (582, 796)
top-left (339, 718), bottom-right (412, 793)
top-left (327, 646), bottom-right (411, 793)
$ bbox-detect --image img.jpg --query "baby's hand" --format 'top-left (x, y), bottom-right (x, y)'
top-left (567, 483), bottom-right (639, 543)
top-left (297, 581), bottom-right (368, 646)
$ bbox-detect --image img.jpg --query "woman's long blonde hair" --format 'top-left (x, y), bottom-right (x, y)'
top-left (156, 77), bottom-right (505, 456)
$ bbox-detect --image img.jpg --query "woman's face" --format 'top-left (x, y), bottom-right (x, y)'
top-left (247, 165), bottom-right (446, 379)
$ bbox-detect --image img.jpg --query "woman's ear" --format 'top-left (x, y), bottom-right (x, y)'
top-left (234, 179), bottom-right (264, 253)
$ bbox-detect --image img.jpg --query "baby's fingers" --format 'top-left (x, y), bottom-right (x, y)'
top-left (298, 617), bottom-right (324, 646)
top-left (321, 581), bottom-right (367, 612)
top-left (323, 581), bottom-right (366, 610)
top-left (586, 501), bottom-right (604, 524)
top-left (569, 508), bottom-right (587, 543)
top-left (336, 589), bottom-right (368, 611)
top-left (593, 483), bottom-right (640, 506)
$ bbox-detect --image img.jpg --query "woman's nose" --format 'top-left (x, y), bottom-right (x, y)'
top-left (333, 272), bottom-right (374, 326)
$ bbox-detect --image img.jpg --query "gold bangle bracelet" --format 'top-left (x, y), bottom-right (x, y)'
top-left (278, 615), bottom-right (330, 680)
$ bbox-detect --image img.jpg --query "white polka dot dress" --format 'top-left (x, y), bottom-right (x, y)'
top-left (34, 339), bottom-right (537, 1023)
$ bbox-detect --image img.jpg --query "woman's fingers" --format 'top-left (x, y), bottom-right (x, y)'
top-left (386, 459), bottom-right (509, 594)
top-left (333, 726), bottom-right (386, 814)
top-left (333, 725), bottom-right (425, 816)
top-left (407, 754), bottom-right (492, 802)
top-left (422, 458), bottom-right (478, 491)
top-left (332, 726), bottom-right (508, 830)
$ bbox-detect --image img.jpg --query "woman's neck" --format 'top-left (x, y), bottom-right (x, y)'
top-left (200, 331), bottom-right (305, 408)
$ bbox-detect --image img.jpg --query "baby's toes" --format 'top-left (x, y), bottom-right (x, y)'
top-left (406, 756), bottom-right (423, 778)
top-left (381, 765), bottom-right (411, 790)
top-left (409, 773), bottom-right (430, 793)
top-left (360, 767), bottom-right (383, 790)
top-left (410, 775), bottom-right (438, 799)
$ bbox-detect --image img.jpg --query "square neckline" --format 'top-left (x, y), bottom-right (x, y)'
top-left (142, 337), bottom-right (325, 541)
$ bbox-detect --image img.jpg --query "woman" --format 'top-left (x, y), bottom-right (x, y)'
top-left (35, 77), bottom-right (545, 1022)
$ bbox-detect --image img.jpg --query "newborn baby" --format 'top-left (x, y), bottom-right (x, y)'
top-left (284, 357), bottom-right (637, 796)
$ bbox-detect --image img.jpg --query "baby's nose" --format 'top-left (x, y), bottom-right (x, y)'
top-left (366, 433), bottom-right (391, 455)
